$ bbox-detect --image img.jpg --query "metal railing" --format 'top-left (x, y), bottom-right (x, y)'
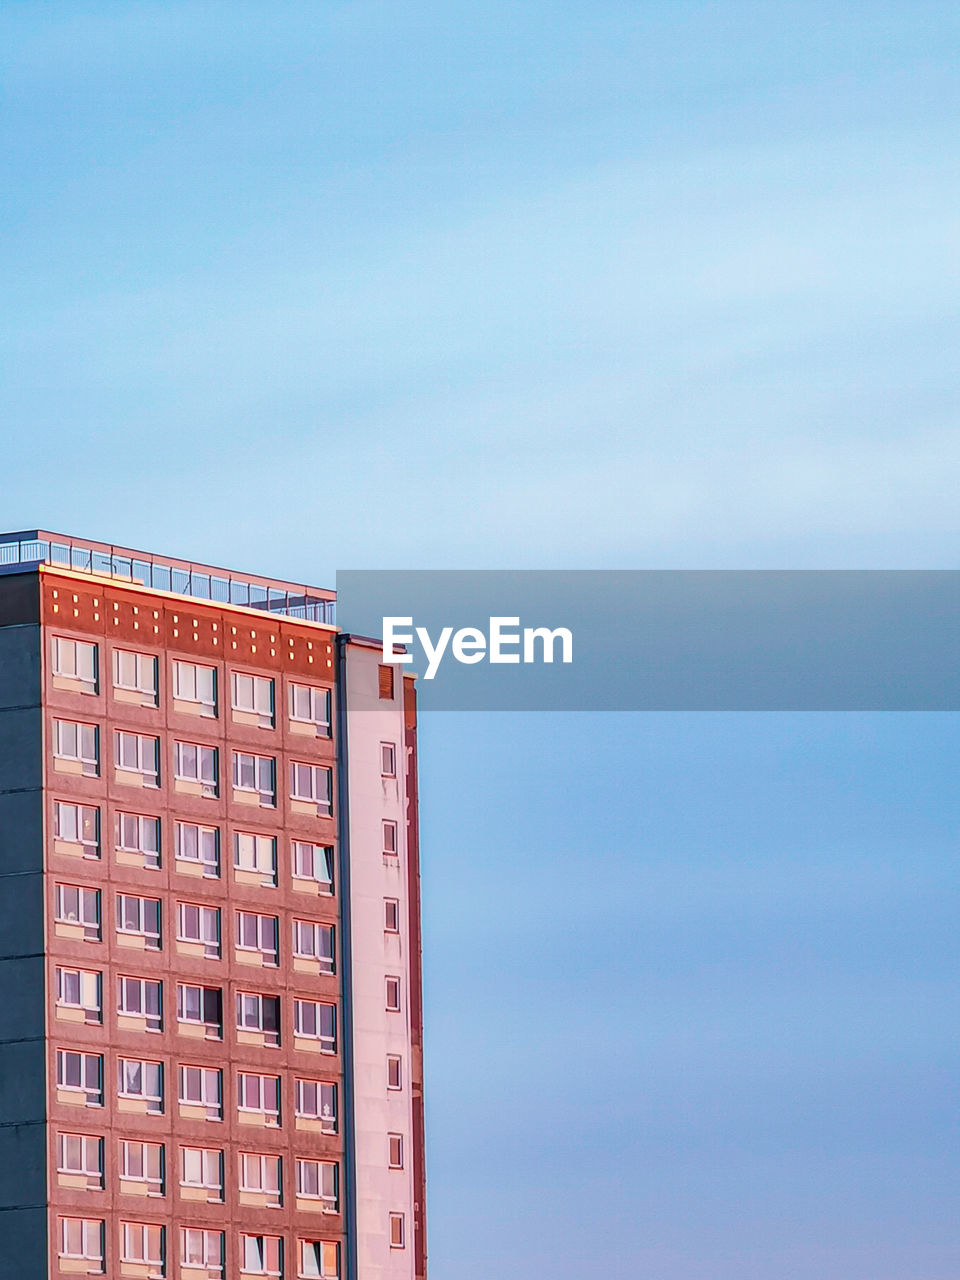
top-left (0, 532), bottom-right (336, 626)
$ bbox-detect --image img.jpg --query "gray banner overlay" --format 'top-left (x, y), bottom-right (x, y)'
top-left (335, 571), bottom-right (960, 710)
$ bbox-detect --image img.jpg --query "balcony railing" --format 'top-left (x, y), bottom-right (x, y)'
top-left (0, 532), bottom-right (335, 626)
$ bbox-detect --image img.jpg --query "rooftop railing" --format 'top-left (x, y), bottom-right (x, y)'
top-left (0, 531), bottom-right (336, 626)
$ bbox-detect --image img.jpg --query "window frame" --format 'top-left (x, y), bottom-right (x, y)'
top-left (116, 892), bottom-right (162, 949)
top-left (113, 648), bottom-right (158, 702)
top-left (115, 811), bottom-right (161, 869)
top-left (173, 740), bottom-right (219, 796)
top-left (238, 1072), bottom-right (281, 1126)
top-left (176, 901), bottom-right (221, 958)
top-left (234, 832), bottom-right (278, 887)
top-left (53, 718), bottom-right (99, 774)
top-left (54, 800), bottom-right (100, 857)
top-left (232, 671), bottom-right (275, 724)
top-left (114, 729), bottom-right (160, 787)
top-left (172, 659), bottom-right (217, 715)
top-left (291, 841), bottom-right (334, 893)
top-left (57, 1131), bottom-right (104, 1184)
top-left (117, 1057), bottom-right (163, 1113)
top-left (119, 1139), bottom-right (164, 1194)
top-left (52, 636), bottom-right (98, 692)
top-left (232, 750), bottom-right (277, 806)
top-left (288, 682), bottom-right (331, 734)
top-left (292, 919), bottom-right (335, 973)
top-left (175, 820), bottom-right (220, 877)
top-left (177, 982), bottom-right (224, 1039)
top-left (293, 999), bottom-right (336, 1052)
top-left (178, 1064), bottom-right (223, 1120)
top-left (55, 882), bottom-right (101, 940)
top-left (117, 975), bottom-right (163, 1031)
top-left (289, 761), bottom-right (333, 814)
top-left (180, 1145), bottom-right (224, 1198)
top-left (236, 991), bottom-right (281, 1047)
top-left (56, 965), bottom-right (102, 1023)
top-left (59, 1217), bottom-right (105, 1267)
top-left (294, 1079), bottom-right (337, 1134)
top-left (57, 1049), bottom-right (103, 1106)
top-left (296, 1158), bottom-right (338, 1211)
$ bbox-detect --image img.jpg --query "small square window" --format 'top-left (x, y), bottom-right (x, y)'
top-left (380, 743), bottom-right (396, 778)
top-left (384, 899), bottom-right (400, 933)
top-left (382, 821), bottom-right (398, 857)
top-left (387, 1055), bottom-right (402, 1090)
top-left (378, 664), bottom-right (395, 700)
top-left (389, 1213), bottom-right (405, 1249)
top-left (385, 977), bottom-right (401, 1013)
top-left (388, 1133), bottom-right (403, 1169)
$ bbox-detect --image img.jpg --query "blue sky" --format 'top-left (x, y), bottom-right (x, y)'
top-left (2, 3), bottom-right (960, 1276)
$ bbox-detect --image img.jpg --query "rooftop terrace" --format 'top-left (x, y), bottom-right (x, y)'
top-left (0, 530), bottom-right (336, 625)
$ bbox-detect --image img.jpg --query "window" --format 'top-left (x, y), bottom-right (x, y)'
top-left (173, 659), bottom-right (217, 714)
top-left (120, 1140), bottom-right (164, 1195)
top-left (234, 832), bottom-right (277, 887)
top-left (175, 821), bottom-right (219, 877)
top-left (238, 1072), bottom-right (281, 1126)
top-left (55, 802), bottom-right (100, 857)
top-left (117, 1058), bottom-right (163, 1113)
top-left (380, 742), bottom-right (396, 777)
top-left (388, 1134), bottom-right (403, 1169)
top-left (59, 1218), bottom-right (104, 1270)
top-left (292, 841), bottom-right (334, 893)
top-left (292, 920), bottom-right (335, 973)
top-left (378, 663), bottom-right (395, 700)
top-left (289, 682), bottom-right (331, 734)
top-left (117, 894), bottom-right (161, 949)
top-left (121, 1221), bottom-right (164, 1270)
top-left (241, 1234), bottom-right (282, 1277)
top-left (385, 976), bottom-right (401, 1012)
top-left (293, 999), bottom-right (335, 1052)
top-left (296, 1159), bottom-right (338, 1211)
top-left (180, 1146), bottom-right (223, 1199)
top-left (240, 1152), bottom-right (282, 1206)
top-left (115, 811), bottom-right (161, 869)
top-left (236, 911), bottom-right (279, 964)
top-left (55, 883), bottom-right (101, 940)
top-left (289, 761), bottom-right (332, 815)
top-left (387, 1055), bottom-right (402, 1091)
top-left (299, 1240), bottom-right (339, 1279)
top-left (56, 966), bottom-right (101, 1023)
top-left (233, 672), bottom-right (275, 725)
top-left (52, 637), bottom-right (98, 692)
top-left (57, 1049), bottom-right (103, 1106)
top-left (114, 648), bottom-right (158, 703)
top-left (177, 984), bottom-right (223, 1038)
top-left (295, 1080), bottom-right (336, 1134)
top-left (177, 902), bottom-right (221, 958)
top-left (382, 820), bottom-right (398, 857)
top-left (118, 976), bottom-right (163, 1031)
top-left (233, 751), bottom-right (276, 805)
top-left (384, 899), bottom-right (400, 933)
top-left (389, 1214), bottom-right (405, 1249)
top-left (236, 992), bottom-right (281, 1047)
top-left (179, 1065), bottom-right (222, 1120)
top-left (174, 741), bottom-right (218, 796)
top-left (53, 719), bottom-right (99, 775)
top-left (181, 1227), bottom-right (224, 1274)
top-left (58, 1132), bottom-right (103, 1187)
top-left (115, 730), bottom-right (160, 787)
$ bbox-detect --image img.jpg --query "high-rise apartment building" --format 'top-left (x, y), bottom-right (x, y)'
top-left (0, 532), bottom-right (426, 1280)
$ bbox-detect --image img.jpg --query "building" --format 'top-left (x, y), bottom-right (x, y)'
top-left (0, 532), bottom-right (426, 1280)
